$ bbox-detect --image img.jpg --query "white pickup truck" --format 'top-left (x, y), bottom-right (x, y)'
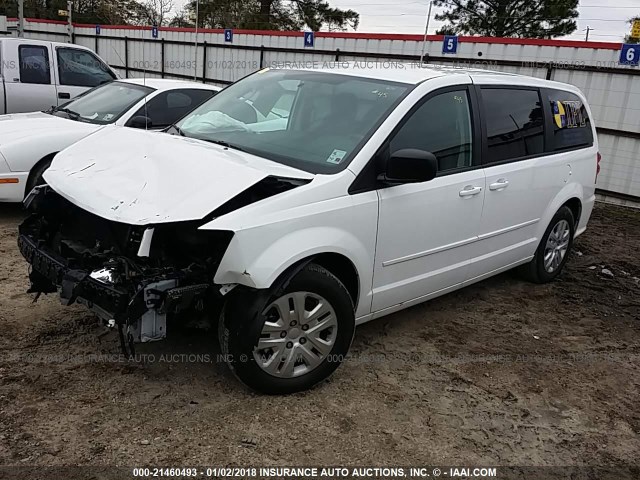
top-left (0, 38), bottom-right (117, 114)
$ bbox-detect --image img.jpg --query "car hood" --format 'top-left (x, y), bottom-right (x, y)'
top-left (0, 112), bottom-right (100, 142)
top-left (44, 126), bottom-right (314, 225)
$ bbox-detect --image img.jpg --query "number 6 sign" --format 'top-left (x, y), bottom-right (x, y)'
top-left (620, 44), bottom-right (639, 66)
top-left (442, 35), bottom-right (458, 54)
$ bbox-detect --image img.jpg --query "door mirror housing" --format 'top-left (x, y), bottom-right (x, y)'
top-left (381, 149), bottom-right (438, 184)
top-left (128, 115), bottom-right (152, 129)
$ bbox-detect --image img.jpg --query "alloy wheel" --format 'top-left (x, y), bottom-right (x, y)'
top-left (544, 219), bottom-right (571, 273)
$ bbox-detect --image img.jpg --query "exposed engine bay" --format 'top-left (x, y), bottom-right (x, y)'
top-left (18, 178), bottom-right (304, 355)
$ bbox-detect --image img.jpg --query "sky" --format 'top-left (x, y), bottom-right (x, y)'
top-left (169, 0), bottom-right (639, 42)
top-left (327, 0), bottom-right (639, 41)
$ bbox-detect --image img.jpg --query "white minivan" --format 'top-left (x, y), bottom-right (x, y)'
top-left (19, 65), bottom-right (599, 394)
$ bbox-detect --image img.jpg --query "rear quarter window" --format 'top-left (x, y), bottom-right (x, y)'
top-left (547, 89), bottom-right (594, 152)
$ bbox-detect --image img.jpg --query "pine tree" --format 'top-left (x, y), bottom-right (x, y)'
top-left (433, 0), bottom-right (579, 39)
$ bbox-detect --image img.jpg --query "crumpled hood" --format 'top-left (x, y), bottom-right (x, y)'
top-left (44, 126), bottom-right (313, 225)
top-left (0, 112), bottom-right (100, 143)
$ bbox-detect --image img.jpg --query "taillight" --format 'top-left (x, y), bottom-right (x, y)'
top-left (596, 152), bottom-right (601, 183)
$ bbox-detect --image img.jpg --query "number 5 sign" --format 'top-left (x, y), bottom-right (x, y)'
top-left (442, 35), bottom-right (458, 54)
top-left (620, 44), bottom-right (639, 66)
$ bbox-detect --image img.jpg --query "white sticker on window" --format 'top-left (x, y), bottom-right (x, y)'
top-left (327, 149), bottom-right (347, 164)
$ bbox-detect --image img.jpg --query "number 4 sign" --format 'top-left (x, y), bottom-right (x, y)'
top-left (620, 44), bottom-right (639, 66)
top-left (442, 35), bottom-right (458, 54)
top-left (304, 31), bottom-right (315, 48)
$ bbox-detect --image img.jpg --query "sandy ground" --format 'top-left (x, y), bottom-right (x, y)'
top-left (0, 202), bottom-right (639, 471)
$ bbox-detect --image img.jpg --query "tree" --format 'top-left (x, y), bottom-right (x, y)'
top-left (435, 25), bottom-right (456, 35)
top-left (0, 0), bottom-right (174, 26)
top-left (624, 16), bottom-right (640, 44)
top-left (180, 0), bottom-right (359, 31)
top-left (132, 0), bottom-right (174, 26)
top-left (433, 0), bottom-right (579, 39)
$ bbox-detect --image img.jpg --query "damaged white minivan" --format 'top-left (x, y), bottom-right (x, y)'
top-left (19, 65), bottom-right (599, 394)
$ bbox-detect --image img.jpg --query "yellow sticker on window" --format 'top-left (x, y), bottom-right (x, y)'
top-left (552, 100), bottom-right (586, 129)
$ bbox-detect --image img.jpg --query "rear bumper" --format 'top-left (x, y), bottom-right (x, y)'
top-left (18, 233), bottom-right (133, 319)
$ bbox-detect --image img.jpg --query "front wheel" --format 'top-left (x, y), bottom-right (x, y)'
top-left (25, 157), bottom-right (53, 198)
top-left (218, 263), bottom-right (355, 394)
top-left (519, 206), bottom-right (575, 283)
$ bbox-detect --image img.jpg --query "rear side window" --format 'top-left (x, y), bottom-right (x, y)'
top-left (547, 90), bottom-right (594, 151)
top-left (481, 88), bottom-right (544, 163)
top-left (129, 89), bottom-right (217, 128)
top-left (19, 45), bottom-right (51, 85)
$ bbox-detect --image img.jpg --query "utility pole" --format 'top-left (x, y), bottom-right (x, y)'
top-left (420, 1), bottom-right (433, 64)
top-left (194, 0), bottom-right (199, 80)
top-left (584, 26), bottom-right (592, 41)
top-left (67, 0), bottom-right (73, 43)
top-left (17, 0), bottom-right (24, 37)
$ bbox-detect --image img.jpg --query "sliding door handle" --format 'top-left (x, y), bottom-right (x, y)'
top-left (489, 179), bottom-right (509, 191)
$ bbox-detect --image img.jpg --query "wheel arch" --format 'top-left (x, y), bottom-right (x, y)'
top-left (269, 252), bottom-right (360, 310)
top-left (538, 183), bottom-right (584, 240)
top-left (25, 152), bottom-right (58, 197)
top-left (214, 227), bottom-right (371, 316)
top-left (562, 197), bottom-right (582, 229)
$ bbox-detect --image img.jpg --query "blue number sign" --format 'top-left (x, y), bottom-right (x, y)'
top-left (224, 29), bottom-right (233, 43)
top-left (304, 31), bottom-right (315, 48)
top-left (151, 25), bottom-right (158, 39)
top-left (442, 35), bottom-right (458, 54)
top-left (620, 44), bottom-right (640, 66)
top-left (95, 25), bottom-right (101, 35)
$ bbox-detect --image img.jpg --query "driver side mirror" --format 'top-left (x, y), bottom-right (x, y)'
top-left (380, 149), bottom-right (438, 184)
top-left (128, 115), bottom-right (152, 129)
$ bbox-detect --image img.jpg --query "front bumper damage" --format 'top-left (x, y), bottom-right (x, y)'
top-left (19, 186), bottom-right (233, 355)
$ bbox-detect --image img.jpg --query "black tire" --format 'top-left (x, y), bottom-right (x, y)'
top-left (218, 263), bottom-right (355, 394)
top-left (519, 206), bottom-right (575, 284)
top-left (25, 157), bottom-right (53, 198)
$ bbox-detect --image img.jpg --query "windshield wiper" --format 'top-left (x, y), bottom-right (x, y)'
top-left (53, 107), bottom-right (82, 120)
top-left (202, 138), bottom-right (246, 152)
top-left (165, 123), bottom-right (185, 136)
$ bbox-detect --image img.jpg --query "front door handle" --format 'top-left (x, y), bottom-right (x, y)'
top-left (489, 179), bottom-right (509, 191)
top-left (58, 92), bottom-right (71, 99)
top-left (459, 185), bottom-right (482, 197)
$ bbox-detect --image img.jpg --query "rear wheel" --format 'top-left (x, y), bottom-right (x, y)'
top-left (520, 206), bottom-right (575, 283)
top-left (219, 263), bottom-right (355, 394)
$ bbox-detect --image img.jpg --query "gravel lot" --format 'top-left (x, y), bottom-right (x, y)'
top-left (0, 202), bottom-right (639, 471)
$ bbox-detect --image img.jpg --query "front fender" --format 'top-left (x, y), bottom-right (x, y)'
top-left (222, 227), bottom-right (367, 286)
top-left (211, 193), bottom-right (379, 318)
top-left (3, 134), bottom-right (85, 172)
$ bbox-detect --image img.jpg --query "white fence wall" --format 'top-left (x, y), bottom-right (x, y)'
top-left (10, 19), bottom-right (640, 199)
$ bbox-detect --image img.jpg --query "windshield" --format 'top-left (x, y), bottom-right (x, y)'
top-left (51, 81), bottom-right (154, 124)
top-left (176, 69), bottom-right (411, 173)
